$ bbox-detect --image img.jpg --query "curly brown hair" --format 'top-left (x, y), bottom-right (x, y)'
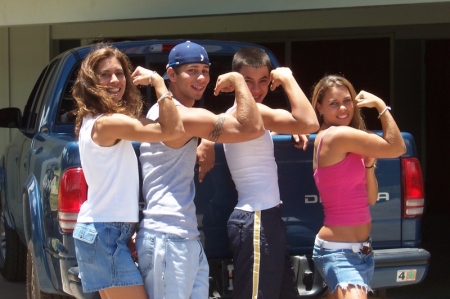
top-left (311, 75), bottom-right (365, 130)
top-left (72, 45), bottom-right (143, 138)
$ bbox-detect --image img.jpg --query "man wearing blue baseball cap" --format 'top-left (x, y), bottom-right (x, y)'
top-left (131, 41), bottom-right (265, 299)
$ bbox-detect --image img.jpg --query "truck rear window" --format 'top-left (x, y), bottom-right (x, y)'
top-left (57, 54), bottom-right (289, 124)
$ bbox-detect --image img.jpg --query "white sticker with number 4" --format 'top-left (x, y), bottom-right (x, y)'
top-left (396, 269), bottom-right (417, 282)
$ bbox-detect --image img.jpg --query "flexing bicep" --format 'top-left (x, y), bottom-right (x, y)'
top-left (182, 108), bottom-right (262, 143)
top-left (335, 128), bottom-right (405, 159)
top-left (98, 114), bottom-right (181, 144)
top-left (258, 103), bottom-right (318, 135)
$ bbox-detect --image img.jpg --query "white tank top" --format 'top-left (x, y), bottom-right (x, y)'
top-left (77, 115), bottom-right (139, 223)
top-left (223, 106), bottom-right (281, 211)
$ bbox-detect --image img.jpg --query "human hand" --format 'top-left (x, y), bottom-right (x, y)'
top-left (269, 67), bottom-right (293, 91)
top-left (214, 72), bottom-right (242, 95)
top-left (196, 139), bottom-right (216, 182)
top-left (364, 157), bottom-right (377, 168)
top-left (131, 66), bottom-right (159, 86)
top-left (355, 90), bottom-right (385, 111)
top-left (128, 232), bottom-right (138, 263)
top-left (293, 134), bottom-right (309, 151)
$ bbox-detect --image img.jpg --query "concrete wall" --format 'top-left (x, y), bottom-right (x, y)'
top-left (0, 28), bottom-right (9, 150)
top-left (49, 3), bottom-right (450, 41)
top-left (0, 25), bottom-right (49, 152)
top-left (2, 0), bottom-right (449, 27)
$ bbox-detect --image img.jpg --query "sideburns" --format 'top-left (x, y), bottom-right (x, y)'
top-left (208, 116), bottom-right (225, 141)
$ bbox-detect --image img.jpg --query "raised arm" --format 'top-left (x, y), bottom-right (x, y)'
top-left (91, 67), bottom-right (184, 146)
top-left (355, 91), bottom-right (406, 158)
top-left (264, 67), bottom-right (319, 134)
top-left (331, 91), bottom-right (406, 159)
top-left (131, 66), bottom-right (184, 139)
top-left (131, 66), bottom-right (167, 99)
top-left (211, 71), bottom-right (264, 142)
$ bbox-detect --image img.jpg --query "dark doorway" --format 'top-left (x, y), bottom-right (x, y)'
top-left (260, 38), bottom-right (391, 130)
top-left (424, 40), bottom-right (450, 215)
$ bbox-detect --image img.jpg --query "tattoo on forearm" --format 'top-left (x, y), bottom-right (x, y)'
top-left (208, 116), bottom-right (224, 141)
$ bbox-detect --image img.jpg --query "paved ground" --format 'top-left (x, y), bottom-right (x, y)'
top-left (0, 274), bottom-right (26, 298)
top-left (382, 212), bottom-right (449, 299)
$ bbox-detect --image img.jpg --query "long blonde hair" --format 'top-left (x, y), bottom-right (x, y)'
top-left (72, 45), bottom-right (143, 138)
top-left (311, 75), bottom-right (365, 130)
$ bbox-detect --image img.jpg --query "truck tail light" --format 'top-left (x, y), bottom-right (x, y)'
top-left (401, 157), bottom-right (424, 218)
top-left (58, 168), bottom-right (87, 233)
top-left (149, 44), bottom-right (176, 52)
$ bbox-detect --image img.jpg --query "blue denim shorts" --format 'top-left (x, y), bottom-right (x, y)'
top-left (312, 239), bottom-right (374, 294)
top-left (73, 222), bottom-right (143, 292)
top-left (135, 229), bottom-right (209, 299)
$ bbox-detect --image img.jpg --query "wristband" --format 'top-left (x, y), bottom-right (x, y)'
top-left (157, 91), bottom-right (172, 102)
top-left (378, 106), bottom-right (391, 119)
top-left (365, 163), bottom-right (376, 169)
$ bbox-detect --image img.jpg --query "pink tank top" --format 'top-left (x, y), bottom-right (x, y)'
top-left (313, 128), bottom-right (371, 226)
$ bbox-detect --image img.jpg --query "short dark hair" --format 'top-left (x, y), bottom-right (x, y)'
top-left (232, 47), bottom-right (272, 72)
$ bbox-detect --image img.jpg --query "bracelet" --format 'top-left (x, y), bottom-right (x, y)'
top-left (148, 71), bottom-right (156, 86)
top-left (378, 106), bottom-right (391, 119)
top-left (365, 163), bottom-right (376, 169)
top-left (157, 91), bottom-right (172, 102)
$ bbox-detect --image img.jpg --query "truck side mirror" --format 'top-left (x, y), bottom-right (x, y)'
top-left (0, 107), bottom-right (22, 128)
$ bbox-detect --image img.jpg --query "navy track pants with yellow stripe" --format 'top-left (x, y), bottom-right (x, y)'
top-left (227, 206), bottom-right (300, 299)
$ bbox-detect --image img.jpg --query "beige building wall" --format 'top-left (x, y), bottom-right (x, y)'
top-left (1, 0), bottom-right (449, 27)
top-left (0, 26), bottom-right (49, 151)
top-left (9, 25), bottom-right (50, 110)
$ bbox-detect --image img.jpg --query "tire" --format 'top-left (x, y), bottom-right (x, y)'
top-left (27, 240), bottom-right (74, 299)
top-left (0, 218), bottom-right (27, 281)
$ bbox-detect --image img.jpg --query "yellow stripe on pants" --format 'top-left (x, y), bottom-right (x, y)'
top-left (252, 210), bottom-right (261, 299)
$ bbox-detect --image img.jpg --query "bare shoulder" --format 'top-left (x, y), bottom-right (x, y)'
top-left (95, 113), bottom-right (130, 126)
top-left (323, 126), bottom-right (368, 147)
top-left (330, 126), bottom-right (366, 139)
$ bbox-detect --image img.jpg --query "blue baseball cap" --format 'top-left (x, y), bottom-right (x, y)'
top-left (166, 41), bottom-right (210, 69)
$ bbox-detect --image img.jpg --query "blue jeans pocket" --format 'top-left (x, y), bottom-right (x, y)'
top-left (136, 234), bottom-right (155, 277)
top-left (74, 223), bottom-right (97, 264)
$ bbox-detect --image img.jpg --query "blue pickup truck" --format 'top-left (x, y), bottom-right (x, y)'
top-left (0, 39), bottom-right (430, 298)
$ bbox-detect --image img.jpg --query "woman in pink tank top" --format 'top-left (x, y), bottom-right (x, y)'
top-left (310, 75), bottom-right (406, 299)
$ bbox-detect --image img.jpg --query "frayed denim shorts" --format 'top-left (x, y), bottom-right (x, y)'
top-left (312, 236), bottom-right (374, 294)
top-left (73, 222), bottom-right (143, 292)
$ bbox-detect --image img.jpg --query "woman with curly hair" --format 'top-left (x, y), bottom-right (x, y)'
top-left (72, 45), bottom-right (183, 299)
top-left (311, 75), bottom-right (405, 299)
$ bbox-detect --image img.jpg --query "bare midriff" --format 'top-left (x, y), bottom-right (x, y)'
top-left (318, 222), bottom-right (371, 243)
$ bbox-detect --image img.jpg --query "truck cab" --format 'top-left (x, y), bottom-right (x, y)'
top-left (0, 39), bottom-right (430, 299)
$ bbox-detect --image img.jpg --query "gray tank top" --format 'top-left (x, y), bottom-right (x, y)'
top-left (139, 101), bottom-right (199, 239)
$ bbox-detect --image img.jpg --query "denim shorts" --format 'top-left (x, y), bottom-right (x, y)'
top-left (73, 222), bottom-right (143, 292)
top-left (135, 229), bottom-right (209, 299)
top-left (312, 241), bottom-right (374, 294)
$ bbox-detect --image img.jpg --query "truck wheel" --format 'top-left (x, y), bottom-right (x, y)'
top-left (27, 240), bottom-right (74, 299)
top-left (0, 218), bottom-right (27, 281)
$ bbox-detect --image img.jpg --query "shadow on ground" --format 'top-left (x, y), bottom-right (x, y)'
top-left (385, 212), bottom-right (449, 299)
